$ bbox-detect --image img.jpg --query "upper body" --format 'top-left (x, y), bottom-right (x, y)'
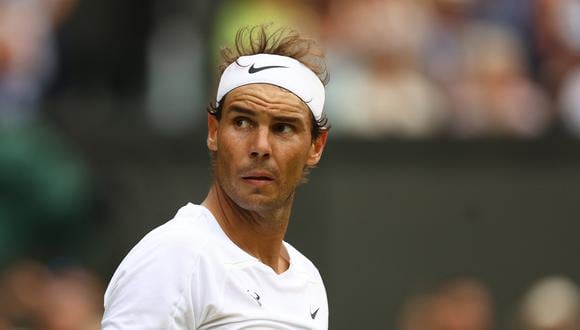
top-left (102, 24), bottom-right (330, 329)
top-left (102, 203), bottom-right (328, 329)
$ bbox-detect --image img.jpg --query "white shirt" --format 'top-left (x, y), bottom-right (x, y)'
top-left (102, 203), bottom-right (328, 329)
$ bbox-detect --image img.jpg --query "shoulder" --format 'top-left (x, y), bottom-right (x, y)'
top-left (110, 203), bottom-right (220, 276)
top-left (144, 203), bottom-right (214, 249)
top-left (121, 204), bottom-right (215, 264)
top-left (102, 204), bottom-right (219, 329)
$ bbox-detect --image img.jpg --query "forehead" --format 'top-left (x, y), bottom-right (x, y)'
top-left (222, 83), bottom-right (311, 118)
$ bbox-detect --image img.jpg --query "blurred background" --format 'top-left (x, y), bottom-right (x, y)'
top-left (1, 0), bottom-right (580, 329)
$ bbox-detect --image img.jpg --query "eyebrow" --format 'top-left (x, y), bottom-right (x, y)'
top-left (228, 106), bottom-right (255, 117)
top-left (273, 115), bottom-right (302, 125)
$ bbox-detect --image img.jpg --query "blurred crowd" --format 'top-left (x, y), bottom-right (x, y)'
top-left (397, 276), bottom-right (580, 330)
top-left (3, 0), bottom-right (580, 137)
top-left (1, 260), bottom-right (579, 330)
top-left (212, 0), bottom-right (580, 139)
top-left (0, 260), bottom-right (102, 330)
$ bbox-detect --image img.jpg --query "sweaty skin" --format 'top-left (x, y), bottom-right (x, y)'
top-left (203, 83), bottom-right (327, 274)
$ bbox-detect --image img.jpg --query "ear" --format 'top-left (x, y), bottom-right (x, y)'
top-left (306, 131), bottom-right (328, 167)
top-left (207, 114), bottom-right (219, 152)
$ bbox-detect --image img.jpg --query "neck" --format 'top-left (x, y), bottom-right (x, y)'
top-left (202, 183), bottom-right (292, 274)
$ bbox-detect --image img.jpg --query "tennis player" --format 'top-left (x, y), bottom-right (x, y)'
top-left (101, 25), bottom-right (330, 329)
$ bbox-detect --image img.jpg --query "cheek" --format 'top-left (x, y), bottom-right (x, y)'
top-left (279, 149), bottom-right (311, 179)
top-left (219, 128), bottom-right (243, 154)
top-left (215, 133), bottom-right (240, 171)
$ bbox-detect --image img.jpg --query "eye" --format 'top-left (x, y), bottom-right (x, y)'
top-left (234, 117), bottom-right (251, 128)
top-left (273, 123), bottom-right (294, 134)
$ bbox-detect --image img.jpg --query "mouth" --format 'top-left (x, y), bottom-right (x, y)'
top-left (241, 172), bottom-right (275, 186)
top-left (243, 176), bottom-right (273, 180)
top-left (242, 175), bottom-right (274, 181)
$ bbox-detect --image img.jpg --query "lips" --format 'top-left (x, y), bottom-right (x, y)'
top-left (243, 176), bottom-right (273, 181)
top-left (241, 171), bottom-right (275, 185)
top-left (242, 172), bottom-right (274, 181)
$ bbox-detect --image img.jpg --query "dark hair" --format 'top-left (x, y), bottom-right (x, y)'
top-left (207, 24), bottom-right (330, 140)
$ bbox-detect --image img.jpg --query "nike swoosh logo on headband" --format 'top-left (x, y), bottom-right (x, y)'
top-left (248, 64), bottom-right (288, 74)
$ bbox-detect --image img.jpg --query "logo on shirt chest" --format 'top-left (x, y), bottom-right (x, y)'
top-left (246, 290), bottom-right (262, 307)
top-left (310, 306), bottom-right (320, 319)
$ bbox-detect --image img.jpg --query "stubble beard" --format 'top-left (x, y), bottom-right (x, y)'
top-left (210, 150), bottom-right (304, 228)
top-left (212, 170), bottom-right (296, 227)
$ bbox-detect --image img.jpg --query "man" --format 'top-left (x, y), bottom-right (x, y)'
top-left (102, 25), bottom-right (330, 329)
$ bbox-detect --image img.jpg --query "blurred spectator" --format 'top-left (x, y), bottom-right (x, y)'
top-left (421, 0), bottom-right (551, 138)
top-left (447, 24), bottom-right (551, 137)
top-left (0, 260), bottom-right (103, 330)
top-left (559, 67), bottom-right (580, 137)
top-left (0, 260), bottom-right (47, 328)
top-left (38, 265), bottom-right (102, 330)
top-left (471, 0), bottom-right (536, 64)
top-left (0, 0), bottom-right (76, 126)
top-left (398, 278), bottom-right (494, 330)
top-left (516, 276), bottom-right (580, 330)
top-left (0, 0), bottom-right (56, 126)
top-left (326, 0), bottom-right (432, 58)
top-left (422, 0), bottom-right (477, 87)
top-left (535, 0), bottom-right (580, 97)
top-left (325, 0), bottom-right (447, 138)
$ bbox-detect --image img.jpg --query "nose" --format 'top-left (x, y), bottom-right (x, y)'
top-left (249, 126), bottom-right (271, 159)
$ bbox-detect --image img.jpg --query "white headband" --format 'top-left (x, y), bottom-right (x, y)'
top-left (216, 54), bottom-right (325, 121)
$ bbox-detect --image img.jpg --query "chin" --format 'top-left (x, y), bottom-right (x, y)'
top-left (219, 180), bottom-right (291, 212)
top-left (235, 195), bottom-right (281, 212)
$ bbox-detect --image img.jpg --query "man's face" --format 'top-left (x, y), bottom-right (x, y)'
top-left (207, 83), bottom-right (327, 212)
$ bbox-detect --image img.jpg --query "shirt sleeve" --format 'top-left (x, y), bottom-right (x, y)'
top-left (102, 229), bottom-right (198, 330)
